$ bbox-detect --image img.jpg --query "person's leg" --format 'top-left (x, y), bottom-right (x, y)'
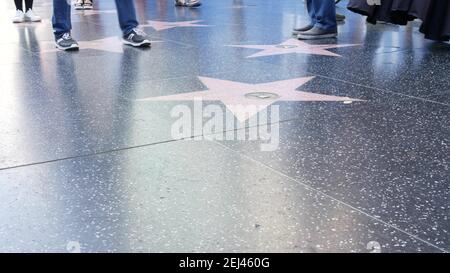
top-left (24, 0), bottom-right (33, 11)
top-left (310, 0), bottom-right (336, 30)
top-left (115, 0), bottom-right (139, 36)
top-left (24, 0), bottom-right (41, 22)
top-left (297, 0), bottom-right (337, 40)
top-left (293, 0), bottom-right (316, 34)
top-left (12, 0), bottom-right (25, 23)
top-left (53, 0), bottom-right (78, 50)
top-left (14, 0), bottom-right (23, 11)
top-left (116, 0), bottom-right (150, 47)
top-left (307, 0), bottom-right (317, 26)
top-left (52, 0), bottom-right (72, 39)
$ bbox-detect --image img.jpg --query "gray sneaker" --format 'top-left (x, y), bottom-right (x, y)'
top-left (55, 33), bottom-right (79, 51)
top-left (175, 0), bottom-right (202, 7)
top-left (74, 0), bottom-right (84, 10)
top-left (297, 26), bottom-right (337, 40)
top-left (292, 24), bottom-right (314, 35)
top-left (123, 28), bottom-right (151, 47)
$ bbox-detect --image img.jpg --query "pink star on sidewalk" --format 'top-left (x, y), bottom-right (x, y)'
top-left (228, 39), bottom-right (361, 58)
top-left (141, 20), bottom-right (212, 31)
top-left (137, 76), bottom-right (364, 122)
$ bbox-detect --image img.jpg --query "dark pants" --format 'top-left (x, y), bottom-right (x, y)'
top-left (52, 0), bottom-right (139, 39)
top-left (14, 0), bottom-right (34, 11)
top-left (306, 0), bottom-right (337, 30)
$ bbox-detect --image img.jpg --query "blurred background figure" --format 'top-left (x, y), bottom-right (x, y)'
top-left (75, 0), bottom-right (94, 10)
top-left (12, 0), bottom-right (41, 23)
top-left (175, 0), bottom-right (202, 8)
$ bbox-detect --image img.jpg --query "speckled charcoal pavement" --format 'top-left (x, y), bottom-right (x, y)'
top-left (0, 0), bottom-right (448, 253)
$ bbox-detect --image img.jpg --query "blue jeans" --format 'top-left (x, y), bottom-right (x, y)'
top-left (306, 0), bottom-right (337, 30)
top-left (52, 0), bottom-right (139, 39)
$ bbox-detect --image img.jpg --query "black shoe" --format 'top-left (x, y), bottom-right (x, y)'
top-left (55, 33), bottom-right (79, 51)
top-left (297, 26), bottom-right (337, 40)
top-left (336, 13), bottom-right (346, 22)
top-left (123, 28), bottom-right (151, 47)
top-left (292, 24), bottom-right (314, 35)
top-left (175, 0), bottom-right (202, 7)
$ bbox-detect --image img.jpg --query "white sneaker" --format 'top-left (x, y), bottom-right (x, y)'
top-left (24, 9), bottom-right (41, 22)
top-left (84, 0), bottom-right (93, 10)
top-left (74, 0), bottom-right (84, 10)
top-left (175, 0), bottom-right (202, 7)
top-left (12, 10), bottom-right (25, 23)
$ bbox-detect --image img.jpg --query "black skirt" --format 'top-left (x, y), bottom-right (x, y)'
top-left (348, 0), bottom-right (450, 41)
top-left (419, 0), bottom-right (450, 41)
top-left (347, 0), bottom-right (429, 25)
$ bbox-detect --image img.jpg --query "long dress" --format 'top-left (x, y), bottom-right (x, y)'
top-left (347, 0), bottom-right (429, 25)
top-left (419, 0), bottom-right (450, 41)
top-left (347, 0), bottom-right (449, 41)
